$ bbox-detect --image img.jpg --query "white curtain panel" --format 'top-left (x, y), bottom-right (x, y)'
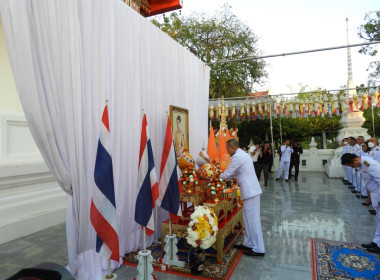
top-left (0, 0), bottom-right (210, 279)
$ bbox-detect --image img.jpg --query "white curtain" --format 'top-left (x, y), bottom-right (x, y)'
top-left (0, 0), bottom-right (210, 279)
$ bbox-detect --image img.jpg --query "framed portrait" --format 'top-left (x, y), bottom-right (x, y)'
top-left (170, 105), bottom-right (189, 159)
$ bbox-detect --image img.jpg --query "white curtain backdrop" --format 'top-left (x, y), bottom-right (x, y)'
top-left (0, 0), bottom-right (210, 279)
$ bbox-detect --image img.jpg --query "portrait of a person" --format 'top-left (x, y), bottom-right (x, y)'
top-left (175, 115), bottom-right (186, 158)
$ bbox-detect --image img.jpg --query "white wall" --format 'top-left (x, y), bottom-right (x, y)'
top-left (0, 17), bottom-right (23, 112)
top-left (0, 18), bottom-right (66, 244)
top-left (0, 112), bottom-right (67, 244)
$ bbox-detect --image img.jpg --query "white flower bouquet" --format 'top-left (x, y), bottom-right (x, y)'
top-left (186, 206), bottom-right (218, 249)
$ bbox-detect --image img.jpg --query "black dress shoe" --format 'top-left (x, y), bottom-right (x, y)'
top-left (276, 178), bottom-right (279, 181)
top-left (369, 209), bottom-right (377, 215)
top-left (243, 250), bottom-right (265, 257)
top-left (362, 202), bottom-right (371, 206)
top-left (343, 182), bottom-right (351, 185)
top-left (264, 182), bottom-right (268, 186)
top-left (367, 246), bottom-right (380, 253)
top-left (285, 179), bottom-right (289, 182)
top-left (362, 242), bottom-right (377, 248)
top-left (233, 244), bottom-right (252, 250)
top-left (351, 190), bottom-right (359, 193)
top-left (348, 186), bottom-right (355, 189)
top-left (356, 195), bottom-right (368, 198)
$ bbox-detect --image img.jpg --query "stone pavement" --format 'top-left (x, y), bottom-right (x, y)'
top-left (1, 172), bottom-right (376, 279)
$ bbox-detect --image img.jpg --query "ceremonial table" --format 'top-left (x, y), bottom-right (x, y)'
top-left (161, 187), bottom-right (243, 263)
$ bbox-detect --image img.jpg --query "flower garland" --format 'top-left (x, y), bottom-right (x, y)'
top-left (180, 164), bottom-right (198, 189)
top-left (187, 206), bottom-right (218, 249)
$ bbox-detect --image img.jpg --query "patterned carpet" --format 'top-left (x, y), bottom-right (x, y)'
top-left (311, 238), bottom-right (380, 280)
top-left (123, 232), bottom-right (244, 280)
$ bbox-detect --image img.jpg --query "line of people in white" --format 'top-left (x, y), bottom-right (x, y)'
top-left (340, 136), bottom-right (380, 254)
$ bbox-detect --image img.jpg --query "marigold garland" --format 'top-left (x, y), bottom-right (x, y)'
top-left (186, 206), bottom-right (218, 249)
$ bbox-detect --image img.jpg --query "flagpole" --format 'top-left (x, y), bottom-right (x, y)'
top-left (269, 101), bottom-right (275, 164)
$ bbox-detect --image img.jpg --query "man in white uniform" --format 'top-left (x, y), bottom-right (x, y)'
top-left (276, 139), bottom-right (293, 182)
top-left (341, 138), bottom-right (351, 185)
top-left (220, 139), bottom-right (265, 257)
top-left (248, 144), bottom-right (260, 176)
top-left (341, 153), bottom-right (380, 253)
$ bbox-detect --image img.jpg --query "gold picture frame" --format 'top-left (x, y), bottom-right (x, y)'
top-left (170, 105), bottom-right (189, 159)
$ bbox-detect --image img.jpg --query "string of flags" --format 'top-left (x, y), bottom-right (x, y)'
top-left (209, 92), bottom-right (380, 122)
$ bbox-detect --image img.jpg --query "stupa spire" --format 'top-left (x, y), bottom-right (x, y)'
top-left (346, 18), bottom-right (356, 99)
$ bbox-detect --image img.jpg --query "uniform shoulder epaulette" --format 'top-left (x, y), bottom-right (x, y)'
top-left (364, 161), bottom-right (370, 167)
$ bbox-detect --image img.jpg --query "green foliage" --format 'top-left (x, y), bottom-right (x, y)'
top-left (358, 12), bottom-right (380, 86)
top-left (152, 4), bottom-right (267, 98)
top-left (362, 106), bottom-right (380, 136)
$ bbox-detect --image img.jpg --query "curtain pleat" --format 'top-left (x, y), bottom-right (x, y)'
top-left (0, 0), bottom-right (210, 279)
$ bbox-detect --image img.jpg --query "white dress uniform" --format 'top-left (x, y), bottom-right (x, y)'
top-left (353, 144), bottom-right (363, 192)
top-left (341, 144), bottom-right (351, 181)
top-left (358, 156), bottom-right (380, 247)
top-left (220, 148), bottom-right (265, 253)
top-left (360, 152), bottom-right (370, 196)
top-left (370, 146), bottom-right (380, 163)
top-left (276, 145), bottom-right (293, 180)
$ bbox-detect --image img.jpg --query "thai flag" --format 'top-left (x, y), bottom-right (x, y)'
top-left (90, 104), bottom-right (119, 262)
top-left (158, 116), bottom-right (182, 223)
top-left (135, 114), bottom-right (159, 236)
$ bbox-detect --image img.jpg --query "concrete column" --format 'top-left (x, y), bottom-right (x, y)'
top-left (322, 131), bottom-right (327, 149)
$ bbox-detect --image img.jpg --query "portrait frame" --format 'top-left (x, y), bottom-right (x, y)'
top-left (170, 105), bottom-right (189, 159)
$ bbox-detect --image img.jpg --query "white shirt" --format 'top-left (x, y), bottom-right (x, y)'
top-left (248, 146), bottom-right (259, 162)
top-left (280, 145), bottom-right (293, 162)
top-left (369, 146), bottom-right (380, 163)
top-left (341, 144), bottom-right (349, 156)
top-left (358, 156), bottom-right (380, 206)
top-left (220, 148), bottom-right (262, 200)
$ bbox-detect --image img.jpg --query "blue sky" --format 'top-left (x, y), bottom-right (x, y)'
top-left (178, 0), bottom-right (379, 94)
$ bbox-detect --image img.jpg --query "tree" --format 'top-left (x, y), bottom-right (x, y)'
top-left (152, 4), bottom-right (267, 98)
top-left (358, 12), bottom-right (380, 87)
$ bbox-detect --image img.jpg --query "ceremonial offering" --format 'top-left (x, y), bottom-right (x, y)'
top-left (198, 163), bottom-right (217, 180)
top-left (206, 173), bottom-right (225, 201)
top-left (196, 149), bottom-right (210, 168)
top-left (180, 164), bottom-right (199, 193)
top-left (186, 206), bottom-right (218, 249)
top-left (226, 178), bottom-right (237, 188)
top-left (178, 147), bottom-right (195, 170)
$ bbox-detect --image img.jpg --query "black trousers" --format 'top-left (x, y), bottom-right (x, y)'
top-left (289, 160), bottom-right (300, 179)
top-left (256, 163), bottom-right (269, 184)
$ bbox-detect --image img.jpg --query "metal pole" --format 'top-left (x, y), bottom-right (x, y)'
top-left (269, 103), bottom-right (275, 163)
top-left (143, 227), bottom-right (146, 251)
top-left (207, 41), bottom-right (380, 65)
top-left (371, 104), bottom-right (376, 137)
top-left (279, 115), bottom-right (283, 144)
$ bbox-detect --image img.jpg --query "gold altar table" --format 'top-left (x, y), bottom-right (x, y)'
top-left (161, 187), bottom-right (243, 263)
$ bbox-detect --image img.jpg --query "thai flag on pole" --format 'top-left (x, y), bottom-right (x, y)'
top-left (158, 116), bottom-right (182, 223)
top-left (90, 104), bottom-right (120, 262)
top-left (135, 114), bottom-right (159, 236)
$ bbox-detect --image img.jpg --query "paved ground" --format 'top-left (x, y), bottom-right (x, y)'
top-left (1, 172), bottom-right (377, 279)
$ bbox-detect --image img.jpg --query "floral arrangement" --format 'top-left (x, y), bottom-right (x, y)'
top-left (198, 163), bottom-right (217, 179)
top-left (226, 178), bottom-right (237, 188)
top-left (180, 164), bottom-right (198, 190)
top-left (187, 206), bottom-right (218, 249)
top-left (206, 172), bottom-right (225, 196)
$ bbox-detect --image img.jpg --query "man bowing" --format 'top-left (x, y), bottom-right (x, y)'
top-left (220, 139), bottom-right (265, 256)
